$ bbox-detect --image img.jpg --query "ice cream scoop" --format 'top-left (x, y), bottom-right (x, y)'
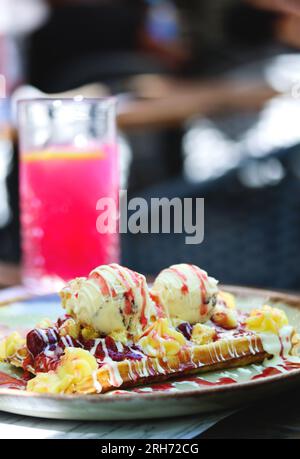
top-left (152, 264), bottom-right (219, 324)
top-left (60, 264), bottom-right (158, 336)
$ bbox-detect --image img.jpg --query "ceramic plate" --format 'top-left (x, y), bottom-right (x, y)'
top-left (0, 286), bottom-right (300, 421)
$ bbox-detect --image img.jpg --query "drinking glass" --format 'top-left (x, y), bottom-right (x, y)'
top-left (18, 98), bottom-right (119, 291)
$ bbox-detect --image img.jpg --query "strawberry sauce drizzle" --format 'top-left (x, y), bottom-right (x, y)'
top-left (150, 293), bottom-right (165, 319)
top-left (111, 264), bottom-right (132, 290)
top-left (0, 372), bottom-right (26, 390)
top-left (167, 267), bottom-right (189, 295)
top-left (123, 267), bottom-right (141, 287)
top-left (135, 382), bottom-right (174, 392)
top-left (120, 266), bottom-right (149, 327)
top-left (189, 265), bottom-right (208, 316)
top-left (110, 265), bottom-right (149, 326)
top-left (251, 367), bottom-right (282, 380)
top-left (109, 265), bottom-right (140, 317)
top-left (187, 376), bottom-right (236, 386)
top-left (124, 291), bottom-right (134, 315)
top-left (140, 285), bottom-right (148, 328)
top-left (89, 271), bottom-right (117, 298)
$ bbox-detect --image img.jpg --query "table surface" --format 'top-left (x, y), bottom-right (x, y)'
top-left (0, 263), bottom-right (299, 439)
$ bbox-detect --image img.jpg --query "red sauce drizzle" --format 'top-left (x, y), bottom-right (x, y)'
top-left (167, 267), bottom-right (189, 295)
top-left (124, 291), bottom-right (134, 315)
top-left (123, 267), bottom-right (141, 287)
top-left (181, 284), bottom-right (189, 295)
top-left (187, 376), bottom-right (236, 387)
top-left (150, 293), bottom-right (165, 318)
top-left (278, 335), bottom-right (292, 359)
top-left (283, 361), bottom-right (300, 371)
top-left (110, 266), bottom-right (147, 327)
top-left (147, 382), bottom-right (174, 391)
top-left (110, 265), bottom-right (139, 316)
top-left (189, 265), bottom-right (208, 316)
top-left (90, 271), bottom-right (117, 298)
top-left (0, 371), bottom-right (26, 390)
top-left (140, 284), bottom-right (148, 328)
top-left (251, 367), bottom-right (282, 380)
top-left (110, 265), bottom-right (149, 327)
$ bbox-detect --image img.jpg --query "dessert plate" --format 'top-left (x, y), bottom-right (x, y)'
top-left (0, 286), bottom-right (300, 421)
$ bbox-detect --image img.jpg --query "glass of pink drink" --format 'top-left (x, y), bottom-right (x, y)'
top-left (18, 98), bottom-right (119, 291)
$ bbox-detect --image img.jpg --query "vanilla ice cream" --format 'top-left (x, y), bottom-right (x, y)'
top-left (152, 264), bottom-right (219, 324)
top-left (60, 264), bottom-right (157, 336)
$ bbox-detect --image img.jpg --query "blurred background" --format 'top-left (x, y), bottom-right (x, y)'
top-left (1, 0), bottom-right (300, 290)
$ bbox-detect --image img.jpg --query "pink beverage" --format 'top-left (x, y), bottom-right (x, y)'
top-left (18, 99), bottom-right (119, 291)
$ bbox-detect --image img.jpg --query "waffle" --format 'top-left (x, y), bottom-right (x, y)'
top-left (0, 323), bottom-right (274, 394)
top-left (85, 335), bottom-right (269, 394)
